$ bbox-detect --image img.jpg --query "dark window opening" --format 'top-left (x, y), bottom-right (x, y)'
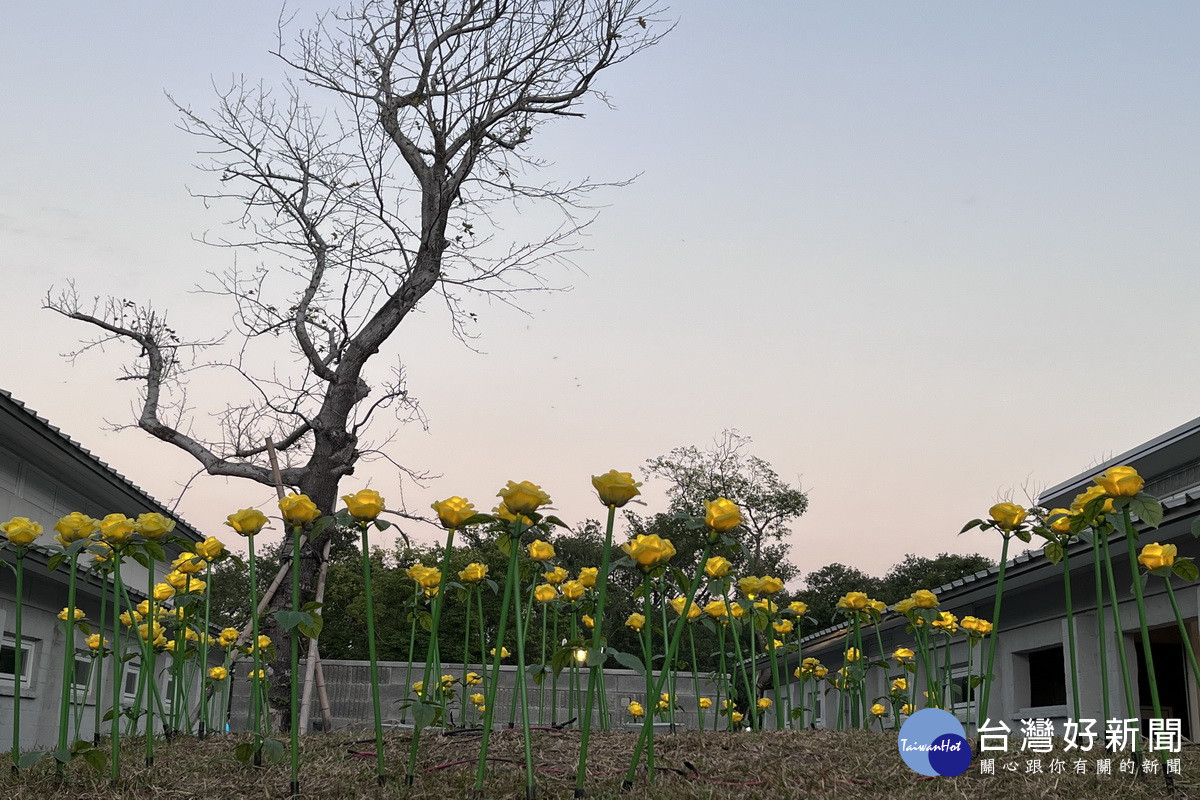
top-left (1028, 647), bottom-right (1066, 707)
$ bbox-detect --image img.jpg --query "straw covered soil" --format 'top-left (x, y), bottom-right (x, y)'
top-left (2, 728), bottom-right (1198, 799)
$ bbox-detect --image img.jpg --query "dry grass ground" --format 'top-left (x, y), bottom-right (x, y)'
top-left (2, 728), bottom-right (1198, 799)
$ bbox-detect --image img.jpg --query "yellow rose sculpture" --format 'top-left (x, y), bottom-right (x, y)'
top-left (432, 496), bottom-right (476, 529)
top-left (497, 480), bottom-right (551, 515)
top-left (281, 493), bottom-right (322, 525)
top-left (1138, 542), bottom-right (1176, 571)
top-left (703, 497), bottom-right (742, 532)
top-left (225, 508), bottom-right (269, 537)
top-left (1093, 465), bottom-right (1144, 498)
top-left (591, 470), bottom-right (642, 508)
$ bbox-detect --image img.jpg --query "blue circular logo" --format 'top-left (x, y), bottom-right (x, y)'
top-left (897, 709), bottom-right (972, 776)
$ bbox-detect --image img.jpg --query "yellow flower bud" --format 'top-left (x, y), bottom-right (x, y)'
top-left (910, 590), bottom-right (939, 609)
top-left (225, 508), bottom-right (269, 537)
top-left (578, 567), bottom-right (598, 588)
top-left (459, 562), bottom-right (489, 583)
top-left (621, 534), bottom-right (676, 569)
top-left (625, 612), bottom-right (645, 631)
top-left (705, 556), bottom-right (732, 579)
top-left (53, 512), bottom-right (97, 546)
top-left (195, 537), bottom-right (226, 560)
top-left (135, 512), bottom-right (175, 540)
top-left (988, 502), bottom-right (1027, 531)
top-left (591, 470), bottom-right (642, 508)
top-left (431, 496), bottom-right (475, 529)
top-left (97, 514), bottom-right (135, 546)
top-left (527, 539), bottom-right (555, 561)
top-left (561, 580), bottom-right (586, 601)
top-left (209, 667), bottom-right (228, 681)
top-left (497, 480), bottom-right (551, 515)
top-left (534, 584), bottom-right (558, 604)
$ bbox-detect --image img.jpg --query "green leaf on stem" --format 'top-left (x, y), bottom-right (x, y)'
top-left (261, 738), bottom-right (286, 763)
top-left (273, 610), bottom-right (307, 631)
top-left (1043, 541), bottom-right (1063, 564)
top-left (299, 612), bottom-right (323, 639)
top-left (413, 701), bottom-right (437, 731)
top-left (960, 519), bottom-right (983, 533)
top-left (586, 650), bottom-right (608, 668)
top-left (18, 751), bottom-right (47, 768)
top-left (496, 532), bottom-right (512, 557)
top-left (47, 553), bottom-right (65, 572)
top-left (612, 651), bottom-right (646, 676)
top-left (1174, 560), bottom-right (1199, 582)
top-left (81, 748), bottom-right (106, 772)
top-left (233, 742), bottom-right (254, 763)
top-left (1129, 495), bottom-right (1164, 528)
top-left (143, 540), bottom-right (167, 562)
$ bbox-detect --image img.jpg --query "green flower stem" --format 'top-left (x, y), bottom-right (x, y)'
top-left (200, 563), bottom-right (213, 739)
top-left (11, 552), bottom-right (25, 770)
top-left (657, 584), bottom-right (673, 729)
top-left (93, 566), bottom-right (108, 746)
top-left (1061, 544), bottom-right (1081, 720)
top-left (509, 585), bottom-right (535, 727)
top-left (942, 634), bottom-right (953, 714)
top-left (475, 585), bottom-right (487, 685)
top-left (289, 525), bottom-right (302, 797)
top-left (623, 540), bottom-right (714, 789)
top-left (473, 523), bottom-right (522, 792)
top-left (1121, 508), bottom-right (1165, 744)
top-left (1163, 579), bottom-right (1200, 688)
top-left (568, 609), bottom-right (578, 722)
top-left (1100, 529), bottom-right (1138, 724)
top-left (538, 598), bottom-right (548, 727)
top-left (977, 533), bottom-right (1010, 724)
top-left (464, 588), bottom-right (473, 727)
top-left (407, 525), bottom-right (457, 782)
top-left (247, 535), bottom-right (264, 765)
top-left (356, 524), bottom-right (385, 785)
top-left (575, 503), bottom-right (617, 796)
top-left (551, 604), bottom-right (559, 725)
top-left (794, 632), bottom-right (806, 730)
top-left (146, 559), bottom-right (158, 759)
top-left (766, 619), bottom-right (783, 729)
top-left (723, 590), bottom-right (755, 731)
top-left (1091, 535), bottom-right (1111, 722)
top-left (57, 551), bottom-right (80, 770)
top-left (401, 610), bottom-right (417, 724)
top-left (964, 640), bottom-right (974, 731)
top-left (746, 605), bottom-right (758, 730)
top-left (716, 622), bottom-right (728, 730)
top-left (509, 545), bottom-right (537, 798)
top-left (109, 550), bottom-right (123, 783)
top-left (688, 624), bottom-right (703, 731)
top-left (854, 616), bottom-right (867, 726)
top-left (913, 620), bottom-right (935, 710)
top-left (639, 574), bottom-right (656, 785)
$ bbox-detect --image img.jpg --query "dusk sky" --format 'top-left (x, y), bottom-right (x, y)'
top-left (3, 2), bottom-right (1199, 583)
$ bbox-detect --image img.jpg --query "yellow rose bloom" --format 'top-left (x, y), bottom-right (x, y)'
top-left (135, 512), bottom-right (176, 540)
top-left (412, 680), bottom-right (425, 695)
top-left (497, 480), bottom-right (551, 515)
top-left (173, 552), bottom-right (208, 574)
top-left (961, 616), bottom-right (993, 636)
top-left (757, 697), bottom-right (772, 711)
top-left (699, 697), bottom-right (712, 709)
top-left (86, 634), bottom-right (106, 650)
top-left (153, 582), bottom-right (175, 601)
top-left (281, 493), bottom-right (322, 525)
top-left (195, 537), bottom-right (226, 560)
top-left (489, 646), bottom-right (510, 659)
top-left (256, 634), bottom-right (272, 650)
top-left (901, 703), bottom-right (915, 715)
top-left (58, 608), bottom-right (86, 622)
top-left (868, 599), bottom-right (887, 613)
top-left (527, 539), bottom-right (556, 561)
top-left (225, 508), bottom-right (269, 537)
top-left (561, 580), bottom-right (585, 602)
top-left (1093, 465), bottom-right (1145, 498)
top-left (90, 541), bottom-right (113, 563)
top-left (814, 666), bottom-right (829, 679)
top-left (53, 512), bottom-right (97, 546)
top-left (910, 589), bottom-right (939, 609)
top-left (836, 591), bottom-right (869, 610)
top-left (578, 567), bottom-right (599, 588)
top-left (218, 627), bottom-right (240, 647)
top-left (754, 598), bottom-right (778, 614)
top-left (621, 534), bottom-right (676, 569)
top-left (625, 612), bottom-right (646, 631)
top-left (893, 597), bottom-right (916, 614)
top-left (1071, 485), bottom-right (1115, 517)
top-left (704, 497), bottom-right (742, 532)
top-left (534, 583), bottom-right (558, 604)
top-left (845, 647), bottom-right (860, 662)
top-left (591, 470), bottom-right (642, 508)
top-left (431, 496), bottom-right (475, 529)
top-left (758, 576), bottom-right (783, 595)
top-left (870, 703), bottom-right (886, 717)
top-left (209, 666), bottom-right (229, 681)
top-left (581, 614), bottom-right (594, 629)
top-left (541, 565), bottom-right (567, 585)
top-left (97, 514), bottom-right (135, 546)
top-left (470, 692), bottom-right (485, 706)
top-left (406, 564), bottom-right (441, 589)
top-left (731, 711), bottom-right (744, 724)
top-left (704, 600), bottom-right (728, 620)
top-left (493, 502), bottom-right (532, 526)
top-left (1047, 508), bottom-right (1073, 535)
top-left (789, 600), bottom-right (807, 616)
top-left (932, 611), bottom-right (958, 632)
top-left (988, 502), bottom-right (1027, 531)
top-left (893, 647), bottom-right (915, 663)
top-left (440, 674), bottom-right (455, 689)
top-left (670, 596), bottom-right (701, 620)
top-left (773, 619), bottom-right (793, 635)
top-left (628, 701), bottom-right (645, 718)
top-left (892, 677), bottom-right (907, 692)
top-left (460, 562), bottom-right (489, 583)
top-left (464, 672), bottom-right (482, 686)
top-left (705, 556), bottom-right (733, 578)
top-left (247, 669), bottom-right (266, 680)
top-left (1138, 542), bottom-right (1177, 571)
top-left (737, 576), bottom-right (766, 599)
top-left (729, 603), bottom-right (746, 619)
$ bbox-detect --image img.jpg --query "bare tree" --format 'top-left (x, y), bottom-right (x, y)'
top-left (45, 0), bottom-right (669, 715)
